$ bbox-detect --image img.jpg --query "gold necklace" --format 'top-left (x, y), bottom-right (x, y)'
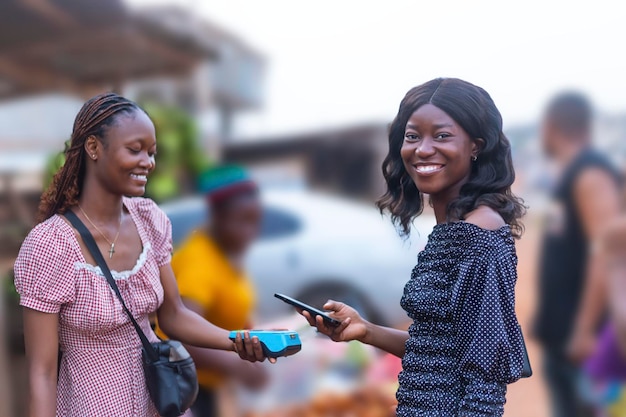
top-left (78, 205), bottom-right (123, 259)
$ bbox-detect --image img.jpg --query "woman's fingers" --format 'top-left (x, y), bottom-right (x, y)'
top-left (243, 331), bottom-right (260, 361)
top-left (323, 300), bottom-right (341, 311)
top-left (298, 300), bottom-right (353, 339)
top-left (234, 331), bottom-right (267, 363)
top-left (234, 331), bottom-right (245, 357)
top-left (314, 314), bottom-right (336, 338)
top-left (314, 314), bottom-right (327, 332)
top-left (232, 331), bottom-right (278, 364)
top-left (301, 310), bottom-right (317, 327)
top-left (315, 314), bottom-right (351, 341)
top-left (250, 334), bottom-right (266, 362)
top-left (335, 317), bottom-right (351, 338)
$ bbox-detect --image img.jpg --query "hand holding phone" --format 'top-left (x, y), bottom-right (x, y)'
top-left (274, 293), bottom-right (342, 327)
top-left (286, 297), bottom-right (369, 344)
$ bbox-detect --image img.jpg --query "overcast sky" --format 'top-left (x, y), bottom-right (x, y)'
top-left (125, 0), bottom-right (626, 135)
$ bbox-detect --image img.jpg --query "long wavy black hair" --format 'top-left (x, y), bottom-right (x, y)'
top-left (376, 78), bottom-right (526, 238)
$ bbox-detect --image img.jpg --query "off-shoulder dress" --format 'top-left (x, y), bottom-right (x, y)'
top-left (396, 222), bottom-right (525, 417)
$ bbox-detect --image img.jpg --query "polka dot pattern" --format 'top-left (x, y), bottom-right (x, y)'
top-left (396, 222), bottom-right (525, 417)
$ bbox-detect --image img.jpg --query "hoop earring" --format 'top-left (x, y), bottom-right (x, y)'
top-left (471, 155), bottom-right (477, 162)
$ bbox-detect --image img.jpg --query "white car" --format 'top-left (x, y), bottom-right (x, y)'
top-left (161, 188), bottom-right (435, 327)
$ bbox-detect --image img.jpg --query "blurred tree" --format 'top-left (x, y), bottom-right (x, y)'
top-left (43, 140), bottom-right (70, 189)
top-left (142, 102), bottom-right (212, 202)
top-left (44, 103), bottom-right (211, 202)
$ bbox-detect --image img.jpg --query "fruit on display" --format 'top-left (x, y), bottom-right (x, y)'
top-left (235, 322), bottom-right (403, 417)
top-left (243, 385), bottom-right (398, 417)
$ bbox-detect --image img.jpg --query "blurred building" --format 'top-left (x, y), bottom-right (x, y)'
top-left (223, 123), bottom-right (389, 202)
top-left (0, 0), bottom-right (265, 246)
top-left (124, 5), bottom-right (265, 148)
top-left (0, 0), bottom-right (218, 100)
top-left (0, 0), bottom-right (264, 151)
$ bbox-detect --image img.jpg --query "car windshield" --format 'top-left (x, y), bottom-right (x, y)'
top-left (166, 202), bottom-right (301, 247)
top-left (260, 206), bottom-right (301, 240)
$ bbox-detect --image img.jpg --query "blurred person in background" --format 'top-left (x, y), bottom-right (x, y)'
top-left (581, 215), bottom-right (626, 417)
top-left (157, 165), bottom-right (267, 417)
top-left (579, 194), bottom-right (626, 417)
top-left (298, 78), bottom-right (528, 416)
top-left (533, 92), bottom-right (622, 417)
top-left (604, 214), bottom-right (626, 357)
top-left (13, 94), bottom-right (268, 417)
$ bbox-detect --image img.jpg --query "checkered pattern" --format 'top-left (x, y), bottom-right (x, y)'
top-left (14, 197), bottom-right (190, 416)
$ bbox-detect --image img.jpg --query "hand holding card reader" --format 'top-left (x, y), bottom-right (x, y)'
top-left (228, 330), bottom-right (302, 358)
top-left (274, 293), bottom-right (342, 327)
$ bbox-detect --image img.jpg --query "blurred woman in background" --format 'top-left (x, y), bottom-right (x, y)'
top-left (299, 78), bottom-right (527, 416)
top-left (157, 165), bottom-right (267, 417)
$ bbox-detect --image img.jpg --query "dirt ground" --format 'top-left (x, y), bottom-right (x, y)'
top-left (504, 220), bottom-right (550, 417)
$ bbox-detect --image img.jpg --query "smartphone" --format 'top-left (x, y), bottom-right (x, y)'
top-left (274, 293), bottom-right (342, 327)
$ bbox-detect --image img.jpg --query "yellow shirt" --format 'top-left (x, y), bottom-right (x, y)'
top-left (157, 231), bottom-right (256, 389)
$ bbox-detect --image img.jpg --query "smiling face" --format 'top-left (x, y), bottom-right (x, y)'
top-left (87, 110), bottom-right (157, 197)
top-left (400, 103), bottom-right (480, 202)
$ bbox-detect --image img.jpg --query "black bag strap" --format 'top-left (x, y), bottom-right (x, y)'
top-left (64, 210), bottom-right (159, 362)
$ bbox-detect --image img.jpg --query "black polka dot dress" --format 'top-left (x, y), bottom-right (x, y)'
top-left (396, 222), bottom-right (525, 417)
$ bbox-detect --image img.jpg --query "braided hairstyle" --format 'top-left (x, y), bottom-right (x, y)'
top-left (37, 93), bottom-right (143, 222)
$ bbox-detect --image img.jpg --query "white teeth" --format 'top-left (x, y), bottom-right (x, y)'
top-left (415, 165), bottom-right (442, 173)
top-left (130, 174), bottom-right (147, 181)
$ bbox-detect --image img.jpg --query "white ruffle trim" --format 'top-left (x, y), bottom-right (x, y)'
top-left (74, 243), bottom-right (151, 280)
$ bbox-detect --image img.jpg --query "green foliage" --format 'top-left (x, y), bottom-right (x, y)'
top-left (2, 270), bottom-right (18, 303)
top-left (43, 140), bottom-right (69, 189)
top-left (142, 102), bottom-right (212, 202)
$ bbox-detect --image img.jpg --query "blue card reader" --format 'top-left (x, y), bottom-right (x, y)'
top-left (228, 330), bottom-right (302, 358)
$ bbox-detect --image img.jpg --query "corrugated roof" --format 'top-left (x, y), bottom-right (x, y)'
top-left (0, 0), bottom-right (218, 99)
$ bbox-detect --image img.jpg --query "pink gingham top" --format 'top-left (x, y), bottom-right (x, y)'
top-left (14, 197), bottom-right (186, 417)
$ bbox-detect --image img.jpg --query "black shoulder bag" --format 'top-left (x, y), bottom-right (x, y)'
top-left (65, 210), bottom-right (199, 417)
top-left (519, 325), bottom-right (533, 378)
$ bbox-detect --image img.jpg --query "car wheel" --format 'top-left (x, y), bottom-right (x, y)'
top-left (295, 281), bottom-right (387, 326)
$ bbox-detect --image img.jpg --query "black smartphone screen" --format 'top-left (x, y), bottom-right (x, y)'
top-left (274, 293), bottom-right (341, 327)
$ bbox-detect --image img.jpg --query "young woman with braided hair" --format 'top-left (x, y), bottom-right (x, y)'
top-left (14, 93), bottom-right (269, 417)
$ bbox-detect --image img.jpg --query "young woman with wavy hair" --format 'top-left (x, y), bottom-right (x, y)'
top-left (14, 93), bottom-right (268, 417)
top-left (300, 78), bottom-right (527, 416)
